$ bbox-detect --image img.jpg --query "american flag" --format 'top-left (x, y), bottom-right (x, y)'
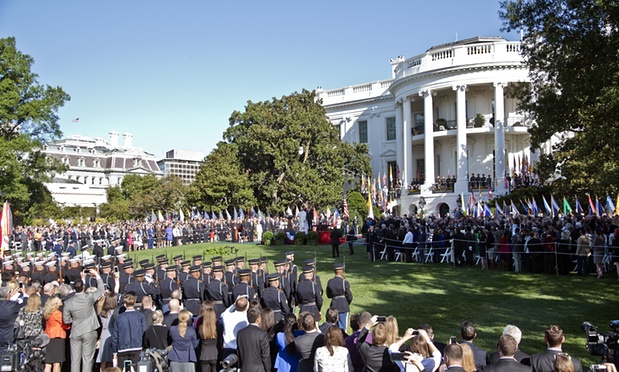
top-left (72, 118), bottom-right (80, 123)
top-left (342, 199), bottom-right (349, 219)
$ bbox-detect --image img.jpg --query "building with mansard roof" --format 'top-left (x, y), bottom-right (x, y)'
top-left (43, 131), bottom-right (163, 207)
top-left (318, 36), bottom-right (552, 217)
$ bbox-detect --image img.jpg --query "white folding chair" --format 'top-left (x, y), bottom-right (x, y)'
top-left (440, 247), bottom-right (452, 263)
top-left (424, 247), bottom-right (434, 263)
top-left (411, 247), bottom-right (421, 262)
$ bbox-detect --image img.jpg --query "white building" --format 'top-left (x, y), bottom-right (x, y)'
top-left (157, 149), bottom-right (206, 185)
top-left (43, 131), bottom-right (163, 207)
top-left (318, 36), bottom-right (542, 217)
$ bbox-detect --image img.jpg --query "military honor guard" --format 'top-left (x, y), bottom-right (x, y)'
top-left (296, 265), bottom-right (323, 321)
top-left (261, 273), bottom-right (290, 322)
top-left (182, 265), bottom-right (204, 316)
top-left (232, 269), bottom-right (256, 301)
top-left (206, 265), bottom-right (230, 317)
top-left (326, 263), bottom-right (353, 331)
top-left (160, 265), bottom-right (180, 305)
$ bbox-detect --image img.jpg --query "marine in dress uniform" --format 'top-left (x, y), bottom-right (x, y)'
top-left (296, 266), bottom-right (323, 321)
top-left (260, 273), bottom-right (290, 323)
top-left (206, 265), bottom-right (230, 318)
top-left (182, 265), bottom-right (204, 316)
top-left (160, 265), bottom-right (180, 305)
top-left (326, 263), bottom-right (353, 331)
top-left (231, 269), bottom-right (256, 301)
top-left (274, 259), bottom-right (291, 302)
top-left (43, 261), bottom-right (59, 285)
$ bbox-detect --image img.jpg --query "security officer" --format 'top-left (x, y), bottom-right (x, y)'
top-left (156, 255), bottom-right (168, 283)
top-left (83, 261), bottom-right (99, 289)
top-left (261, 273), bottom-right (290, 323)
top-left (183, 265), bottom-right (204, 316)
top-left (326, 263), bottom-right (353, 331)
top-left (296, 265), bottom-right (323, 321)
top-left (231, 269), bottom-right (256, 301)
top-left (43, 261), bottom-right (59, 285)
top-left (206, 265), bottom-right (230, 318)
top-left (160, 265), bottom-right (180, 306)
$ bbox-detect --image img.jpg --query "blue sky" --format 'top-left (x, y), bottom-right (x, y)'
top-left (0, 1), bottom-right (518, 159)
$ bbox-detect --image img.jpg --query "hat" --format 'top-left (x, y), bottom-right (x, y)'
top-left (202, 262), bottom-right (212, 268)
top-left (235, 257), bottom-right (244, 263)
top-left (122, 262), bottom-right (133, 269)
top-left (166, 265), bottom-right (178, 272)
top-left (259, 257), bottom-right (267, 263)
top-left (19, 263), bottom-right (30, 268)
top-left (134, 269), bottom-right (145, 277)
top-left (302, 266), bottom-right (314, 273)
top-left (69, 258), bottom-right (80, 264)
top-left (34, 261), bottom-right (44, 267)
top-left (101, 255), bottom-right (111, 261)
top-left (212, 265), bottom-right (224, 273)
top-left (173, 255), bottom-right (183, 261)
top-left (2, 260), bottom-right (13, 266)
top-left (156, 254), bottom-right (166, 260)
top-left (100, 262), bottom-right (112, 269)
top-left (225, 259), bottom-right (235, 266)
top-left (139, 259), bottom-right (150, 267)
top-left (143, 263), bottom-right (155, 270)
top-left (117, 254), bottom-right (127, 259)
top-left (193, 255), bottom-right (203, 261)
top-left (181, 260), bottom-right (191, 267)
top-left (238, 269), bottom-right (251, 276)
top-left (333, 263), bottom-right (345, 270)
top-left (285, 251), bottom-right (294, 256)
top-left (303, 259), bottom-right (315, 266)
top-left (211, 256), bottom-right (222, 262)
top-left (45, 261), bottom-right (55, 267)
top-left (267, 273), bottom-right (280, 282)
top-left (115, 246), bottom-right (123, 252)
top-left (273, 259), bottom-right (286, 267)
top-left (248, 258), bottom-right (259, 265)
top-left (189, 265), bottom-right (201, 273)
top-left (84, 261), bottom-right (96, 268)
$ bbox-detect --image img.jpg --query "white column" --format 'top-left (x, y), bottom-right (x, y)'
top-left (420, 90), bottom-right (434, 191)
top-left (494, 82), bottom-right (507, 195)
top-left (403, 97), bottom-right (413, 187)
top-left (453, 85), bottom-right (468, 194)
top-left (395, 101), bottom-right (404, 187)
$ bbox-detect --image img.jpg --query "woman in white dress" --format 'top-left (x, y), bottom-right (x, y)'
top-left (314, 325), bottom-right (352, 372)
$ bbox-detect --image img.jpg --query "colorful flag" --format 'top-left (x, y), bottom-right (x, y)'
top-left (367, 191), bottom-right (374, 219)
top-left (204, 211), bottom-right (210, 220)
top-left (606, 195), bottom-right (615, 215)
top-left (157, 210), bottom-right (164, 222)
top-left (511, 201), bottom-right (519, 217)
top-left (596, 196), bottom-right (603, 217)
top-left (461, 193), bottom-right (467, 216)
top-left (563, 197), bottom-right (573, 214)
top-left (531, 198), bottom-right (539, 215)
top-left (484, 202), bottom-right (492, 217)
top-left (542, 196), bottom-right (552, 215)
top-left (551, 195), bottom-right (560, 216)
top-left (587, 194), bottom-right (596, 215)
top-left (343, 199), bottom-right (349, 219)
top-left (258, 209), bottom-right (263, 220)
top-left (496, 202), bottom-right (504, 215)
top-left (72, 118), bottom-right (80, 123)
top-left (151, 210), bottom-right (156, 223)
top-left (233, 207), bottom-right (238, 220)
top-left (333, 207), bottom-right (340, 227)
top-left (575, 197), bottom-right (583, 214)
top-left (240, 208), bottom-right (245, 220)
top-left (225, 209), bottom-right (231, 220)
top-left (179, 209), bottom-right (185, 222)
top-left (0, 201), bottom-right (13, 251)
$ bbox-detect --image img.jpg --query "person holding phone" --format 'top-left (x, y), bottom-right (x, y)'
top-left (356, 315), bottom-right (396, 372)
top-left (389, 328), bottom-right (441, 372)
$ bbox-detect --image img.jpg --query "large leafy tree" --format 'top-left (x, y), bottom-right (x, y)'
top-left (223, 89), bottom-right (371, 213)
top-left (500, 1), bottom-right (619, 196)
top-left (0, 37), bottom-right (70, 216)
top-left (190, 142), bottom-right (255, 212)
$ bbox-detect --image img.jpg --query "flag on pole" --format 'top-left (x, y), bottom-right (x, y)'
top-left (151, 210), bottom-right (156, 223)
top-left (258, 209), bottom-right (263, 220)
top-left (551, 195), bottom-right (560, 216)
top-left (575, 197), bottom-right (583, 214)
top-left (587, 194), bottom-right (596, 215)
top-left (0, 201), bottom-right (13, 251)
top-left (204, 211), bottom-right (210, 220)
top-left (389, 165), bottom-right (393, 184)
top-left (72, 118), bottom-right (80, 123)
top-left (240, 208), bottom-right (245, 220)
top-left (157, 210), bottom-right (164, 222)
top-left (225, 209), bottom-right (231, 220)
top-left (233, 207), bottom-right (238, 220)
top-left (596, 196), bottom-right (603, 216)
top-left (496, 202), bottom-right (504, 215)
top-left (333, 207), bottom-right (340, 227)
top-left (461, 193), bottom-right (467, 216)
top-left (542, 196), bottom-right (552, 215)
top-left (531, 198), bottom-right (540, 215)
top-left (343, 199), bottom-right (349, 219)
top-left (606, 195), bottom-right (615, 215)
top-left (484, 202), bottom-right (492, 217)
top-left (511, 201), bottom-right (520, 217)
top-left (179, 209), bottom-right (185, 222)
top-left (469, 194), bottom-right (476, 216)
top-left (367, 191), bottom-right (374, 219)
top-left (563, 197), bottom-right (573, 214)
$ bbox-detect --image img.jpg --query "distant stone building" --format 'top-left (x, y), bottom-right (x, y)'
top-left (157, 149), bottom-right (206, 185)
top-left (43, 131), bottom-right (163, 207)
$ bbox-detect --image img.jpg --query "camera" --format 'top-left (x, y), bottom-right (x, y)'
top-left (221, 353), bottom-right (239, 370)
top-left (390, 352), bottom-right (408, 361)
top-left (376, 316), bottom-right (387, 323)
top-left (450, 336), bottom-right (458, 344)
top-left (582, 321), bottom-right (619, 368)
top-left (590, 365), bottom-right (607, 372)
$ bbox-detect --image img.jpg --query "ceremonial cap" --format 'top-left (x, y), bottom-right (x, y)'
top-left (267, 273), bottom-right (280, 282)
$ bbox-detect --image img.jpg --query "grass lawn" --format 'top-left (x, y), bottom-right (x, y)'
top-left (124, 241), bottom-right (616, 367)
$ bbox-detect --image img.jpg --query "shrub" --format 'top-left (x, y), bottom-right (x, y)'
top-left (273, 232), bottom-right (286, 245)
top-left (262, 231), bottom-right (274, 245)
top-left (307, 230), bottom-right (319, 245)
top-left (294, 232), bottom-right (307, 245)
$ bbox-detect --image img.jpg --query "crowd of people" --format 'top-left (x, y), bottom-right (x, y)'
top-left (362, 212), bottom-right (619, 279)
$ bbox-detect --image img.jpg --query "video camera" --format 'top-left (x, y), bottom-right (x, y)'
top-left (136, 346), bottom-right (172, 372)
top-left (221, 353), bottom-right (239, 372)
top-left (582, 321), bottom-right (619, 368)
top-left (1, 334), bottom-right (50, 372)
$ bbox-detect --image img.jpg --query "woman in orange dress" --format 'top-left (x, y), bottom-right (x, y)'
top-left (43, 297), bottom-right (71, 372)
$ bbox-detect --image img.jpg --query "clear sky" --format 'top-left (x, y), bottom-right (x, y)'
top-left (0, 0), bottom-right (518, 159)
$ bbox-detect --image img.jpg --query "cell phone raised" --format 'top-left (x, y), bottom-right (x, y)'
top-left (390, 352), bottom-right (408, 361)
top-left (376, 316), bottom-right (387, 323)
top-left (450, 336), bottom-right (457, 344)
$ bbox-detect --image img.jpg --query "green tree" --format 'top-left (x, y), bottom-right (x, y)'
top-left (224, 89), bottom-right (371, 213)
top-left (190, 142), bottom-right (255, 211)
top-left (500, 1), bottom-right (619, 196)
top-left (0, 37), bottom-right (70, 213)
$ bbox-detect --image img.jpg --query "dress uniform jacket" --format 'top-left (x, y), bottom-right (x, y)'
top-left (260, 286), bottom-right (290, 322)
top-left (182, 277), bottom-right (204, 316)
top-left (296, 280), bottom-right (322, 321)
top-left (206, 279), bottom-right (230, 318)
top-left (326, 275), bottom-right (352, 312)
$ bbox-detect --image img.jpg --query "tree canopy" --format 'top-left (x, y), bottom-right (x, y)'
top-left (0, 37), bottom-right (70, 217)
top-left (500, 1), bottom-right (619, 196)
top-left (211, 89), bottom-right (371, 213)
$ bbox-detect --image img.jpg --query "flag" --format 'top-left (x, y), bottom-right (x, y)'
top-left (575, 197), bottom-right (583, 214)
top-left (484, 202), bottom-right (492, 217)
top-left (258, 209), bottom-right (263, 220)
top-left (165, 211), bottom-right (170, 221)
top-left (179, 209), bottom-right (185, 222)
top-left (233, 207), bottom-right (238, 220)
top-left (596, 196), bottom-right (603, 217)
top-left (0, 201), bottom-right (13, 251)
top-left (542, 196), bottom-right (552, 215)
top-left (367, 191), bottom-right (374, 219)
top-left (616, 194), bottom-right (619, 215)
top-left (204, 211), bottom-right (210, 220)
top-left (551, 195), bottom-right (560, 216)
top-left (521, 200), bottom-right (529, 215)
top-left (225, 209), bottom-right (231, 220)
top-left (563, 197), bottom-right (573, 214)
top-left (469, 194), bottom-right (476, 215)
top-left (343, 199), bottom-right (349, 219)
top-left (389, 165), bottom-right (393, 184)
top-left (151, 210), bottom-right (156, 223)
top-left (382, 172), bottom-right (387, 189)
top-left (333, 207), bottom-right (340, 227)
top-left (587, 194), bottom-right (596, 215)
top-left (240, 208), bottom-right (245, 220)
top-left (286, 206), bottom-right (292, 217)
top-left (295, 206), bottom-right (299, 220)
top-left (496, 202), bottom-right (504, 215)
top-left (606, 195), bottom-right (615, 215)
top-left (488, 188), bottom-right (493, 199)
top-left (511, 201), bottom-right (520, 216)
top-left (72, 118), bottom-right (80, 123)
top-left (157, 210), bottom-right (164, 222)
top-left (531, 198), bottom-right (539, 215)
top-left (461, 193), bottom-right (467, 216)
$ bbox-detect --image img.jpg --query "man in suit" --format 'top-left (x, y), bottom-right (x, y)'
top-left (295, 313), bottom-right (325, 372)
top-left (460, 321), bottom-right (488, 372)
top-left (485, 335), bottom-right (531, 372)
top-left (444, 343), bottom-right (466, 372)
top-left (526, 325), bottom-right (583, 372)
top-left (489, 325), bottom-right (529, 364)
top-left (62, 268), bottom-right (105, 372)
top-left (237, 307), bottom-right (270, 372)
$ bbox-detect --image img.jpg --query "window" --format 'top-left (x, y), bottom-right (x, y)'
top-left (358, 120), bottom-right (368, 143)
top-left (78, 158), bottom-right (85, 167)
top-left (386, 117), bottom-right (396, 141)
top-left (334, 124), bottom-right (341, 139)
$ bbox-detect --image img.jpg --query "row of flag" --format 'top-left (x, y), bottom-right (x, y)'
top-left (461, 193), bottom-right (619, 218)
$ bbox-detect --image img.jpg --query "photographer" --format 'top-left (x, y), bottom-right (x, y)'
top-left (0, 285), bottom-right (27, 352)
top-left (356, 315), bottom-right (396, 372)
top-left (389, 328), bottom-right (441, 372)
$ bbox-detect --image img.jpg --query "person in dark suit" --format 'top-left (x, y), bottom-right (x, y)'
top-left (485, 335), bottom-right (531, 372)
top-left (237, 307), bottom-right (271, 372)
top-left (459, 321), bottom-right (487, 372)
top-left (525, 325), bottom-right (583, 372)
top-left (142, 310), bottom-right (168, 350)
top-left (444, 343), bottom-right (466, 372)
top-left (330, 228), bottom-right (343, 258)
top-left (295, 313), bottom-right (325, 372)
top-left (488, 325), bottom-right (529, 364)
